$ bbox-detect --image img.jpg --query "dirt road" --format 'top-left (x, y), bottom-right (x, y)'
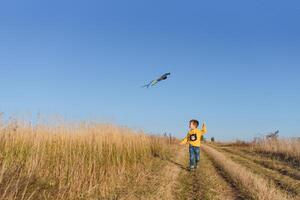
top-left (126, 144), bottom-right (297, 200)
top-left (148, 146), bottom-right (244, 200)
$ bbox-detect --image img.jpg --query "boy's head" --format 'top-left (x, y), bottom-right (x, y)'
top-left (189, 119), bottom-right (199, 130)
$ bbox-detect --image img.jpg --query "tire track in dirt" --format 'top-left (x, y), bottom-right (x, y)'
top-left (243, 149), bottom-right (300, 169)
top-left (202, 145), bottom-right (294, 200)
top-left (175, 147), bottom-right (244, 200)
top-left (146, 146), bottom-right (187, 200)
top-left (120, 147), bottom-right (186, 200)
top-left (223, 145), bottom-right (300, 170)
top-left (202, 152), bottom-right (247, 200)
top-left (211, 144), bottom-right (300, 198)
top-left (219, 146), bottom-right (300, 181)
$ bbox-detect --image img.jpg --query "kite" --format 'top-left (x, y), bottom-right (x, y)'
top-left (143, 73), bottom-right (171, 88)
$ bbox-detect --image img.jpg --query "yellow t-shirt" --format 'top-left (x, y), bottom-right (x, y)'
top-left (180, 123), bottom-right (207, 147)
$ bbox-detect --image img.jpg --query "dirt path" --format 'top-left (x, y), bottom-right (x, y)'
top-left (225, 146), bottom-right (300, 180)
top-left (214, 145), bottom-right (300, 181)
top-left (175, 147), bottom-right (243, 200)
top-left (127, 145), bottom-right (261, 200)
top-left (211, 144), bottom-right (300, 198)
top-left (147, 146), bottom-right (187, 200)
top-left (126, 144), bottom-right (298, 200)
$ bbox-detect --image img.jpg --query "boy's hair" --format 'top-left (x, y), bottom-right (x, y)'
top-left (189, 119), bottom-right (199, 128)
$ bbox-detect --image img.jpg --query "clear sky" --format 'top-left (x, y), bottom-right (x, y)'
top-left (0, 0), bottom-right (299, 140)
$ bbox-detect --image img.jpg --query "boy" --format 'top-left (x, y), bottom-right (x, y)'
top-left (180, 120), bottom-right (207, 170)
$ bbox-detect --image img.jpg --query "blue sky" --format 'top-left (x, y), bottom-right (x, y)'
top-left (0, 0), bottom-right (299, 140)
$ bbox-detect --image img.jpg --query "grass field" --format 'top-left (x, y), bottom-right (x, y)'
top-left (0, 121), bottom-right (299, 200)
top-left (0, 121), bottom-right (175, 200)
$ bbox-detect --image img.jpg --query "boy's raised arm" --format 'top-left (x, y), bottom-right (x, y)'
top-left (201, 123), bottom-right (207, 134)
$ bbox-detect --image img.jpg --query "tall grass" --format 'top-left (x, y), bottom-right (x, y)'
top-left (202, 145), bottom-right (293, 200)
top-left (0, 121), bottom-right (174, 200)
top-left (252, 138), bottom-right (300, 164)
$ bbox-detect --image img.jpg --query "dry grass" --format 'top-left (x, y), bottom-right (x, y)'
top-left (215, 145), bottom-right (300, 181)
top-left (252, 138), bottom-right (300, 164)
top-left (0, 121), bottom-right (174, 200)
top-left (202, 145), bottom-right (293, 200)
top-left (212, 145), bottom-right (300, 197)
top-left (214, 140), bottom-right (250, 147)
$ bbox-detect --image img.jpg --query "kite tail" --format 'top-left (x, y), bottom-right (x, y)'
top-left (142, 83), bottom-right (151, 88)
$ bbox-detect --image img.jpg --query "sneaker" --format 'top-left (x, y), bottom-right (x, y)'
top-left (189, 166), bottom-right (195, 171)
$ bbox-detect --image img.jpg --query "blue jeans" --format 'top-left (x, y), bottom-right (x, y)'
top-left (189, 145), bottom-right (200, 167)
